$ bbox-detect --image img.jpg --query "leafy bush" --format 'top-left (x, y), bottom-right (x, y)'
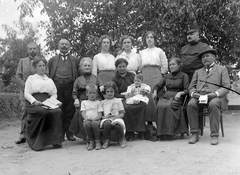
top-left (0, 77), bottom-right (21, 93)
top-left (0, 93), bottom-right (21, 119)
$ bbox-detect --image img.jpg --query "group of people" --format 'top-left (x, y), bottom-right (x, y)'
top-left (15, 24), bottom-right (230, 151)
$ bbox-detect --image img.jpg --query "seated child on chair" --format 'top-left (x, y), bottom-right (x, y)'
top-left (81, 84), bottom-right (103, 151)
top-left (100, 81), bottom-right (127, 149)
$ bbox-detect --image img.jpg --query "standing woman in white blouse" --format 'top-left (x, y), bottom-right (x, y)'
top-left (116, 35), bottom-right (141, 74)
top-left (92, 35), bottom-right (116, 86)
top-left (140, 31), bottom-right (168, 124)
top-left (24, 56), bottom-right (64, 151)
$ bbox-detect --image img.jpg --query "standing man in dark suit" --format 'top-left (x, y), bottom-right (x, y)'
top-left (15, 42), bottom-right (39, 144)
top-left (180, 24), bottom-right (208, 82)
top-left (48, 39), bottom-right (80, 141)
top-left (187, 45), bottom-right (230, 145)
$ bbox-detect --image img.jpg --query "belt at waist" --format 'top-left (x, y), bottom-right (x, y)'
top-left (54, 78), bottom-right (73, 85)
top-left (56, 74), bottom-right (72, 79)
top-left (99, 70), bottom-right (115, 73)
top-left (143, 65), bottom-right (160, 68)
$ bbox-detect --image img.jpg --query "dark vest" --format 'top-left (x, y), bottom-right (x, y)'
top-left (54, 57), bottom-right (73, 84)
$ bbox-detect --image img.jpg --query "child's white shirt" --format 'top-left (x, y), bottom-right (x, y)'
top-left (100, 98), bottom-right (126, 134)
top-left (81, 100), bottom-right (103, 120)
top-left (101, 98), bottom-right (125, 116)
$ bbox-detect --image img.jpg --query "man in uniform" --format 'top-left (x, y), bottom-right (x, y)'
top-left (48, 39), bottom-right (80, 141)
top-left (180, 24), bottom-right (208, 82)
top-left (15, 42), bottom-right (39, 144)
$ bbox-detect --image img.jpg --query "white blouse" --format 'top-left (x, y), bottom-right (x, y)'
top-left (24, 74), bottom-right (57, 104)
top-left (92, 53), bottom-right (116, 76)
top-left (116, 51), bottom-right (140, 73)
top-left (140, 47), bottom-right (168, 74)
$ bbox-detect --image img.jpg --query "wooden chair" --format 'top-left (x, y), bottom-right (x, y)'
top-left (198, 104), bottom-right (224, 137)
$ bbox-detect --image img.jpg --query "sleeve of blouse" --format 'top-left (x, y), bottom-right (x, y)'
top-left (80, 101), bottom-right (86, 111)
top-left (24, 76), bottom-right (36, 104)
top-left (183, 73), bottom-right (189, 94)
top-left (92, 55), bottom-right (98, 76)
top-left (118, 99), bottom-right (125, 112)
top-left (159, 50), bottom-right (168, 74)
top-left (49, 79), bottom-right (57, 99)
top-left (136, 54), bottom-right (141, 72)
top-left (153, 76), bottom-right (166, 92)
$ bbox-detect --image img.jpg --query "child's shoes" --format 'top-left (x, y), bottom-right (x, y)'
top-left (102, 139), bottom-right (110, 149)
top-left (87, 140), bottom-right (95, 151)
top-left (95, 140), bottom-right (101, 150)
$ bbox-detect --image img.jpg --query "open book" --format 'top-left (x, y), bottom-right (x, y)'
top-left (42, 98), bottom-right (62, 109)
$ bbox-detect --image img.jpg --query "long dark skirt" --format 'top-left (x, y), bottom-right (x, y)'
top-left (156, 97), bottom-right (188, 136)
top-left (122, 101), bottom-right (146, 132)
top-left (142, 66), bottom-right (162, 122)
top-left (69, 108), bottom-right (86, 139)
top-left (25, 93), bottom-right (64, 151)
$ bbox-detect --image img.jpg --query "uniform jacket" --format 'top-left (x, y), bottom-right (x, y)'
top-left (189, 64), bottom-right (230, 98)
top-left (181, 41), bottom-right (208, 77)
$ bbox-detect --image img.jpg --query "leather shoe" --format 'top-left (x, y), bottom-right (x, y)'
top-left (211, 137), bottom-right (219, 145)
top-left (15, 138), bottom-right (26, 144)
top-left (67, 135), bottom-right (76, 141)
top-left (166, 135), bottom-right (173, 141)
top-left (158, 135), bottom-right (166, 141)
top-left (66, 132), bottom-right (76, 141)
top-left (189, 133), bottom-right (199, 144)
top-left (52, 143), bottom-right (62, 148)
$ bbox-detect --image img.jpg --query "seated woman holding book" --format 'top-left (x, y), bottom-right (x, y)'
top-left (24, 56), bottom-right (64, 151)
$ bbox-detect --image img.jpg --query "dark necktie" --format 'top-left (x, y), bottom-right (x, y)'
top-left (206, 64), bottom-right (214, 74)
top-left (206, 68), bottom-right (210, 74)
top-left (60, 53), bottom-right (68, 61)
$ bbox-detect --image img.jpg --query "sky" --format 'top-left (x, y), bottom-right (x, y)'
top-left (0, 0), bottom-right (49, 52)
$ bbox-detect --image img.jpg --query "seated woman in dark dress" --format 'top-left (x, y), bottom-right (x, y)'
top-left (152, 57), bottom-right (189, 140)
top-left (112, 58), bottom-right (146, 141)
top-left (24, 56), bottom-right (64, 151)
top-left (69, 57), bottom-right (100, 139)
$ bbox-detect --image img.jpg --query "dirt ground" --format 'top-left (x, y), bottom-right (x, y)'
top-left (0, 110), bottom-right (240, 175)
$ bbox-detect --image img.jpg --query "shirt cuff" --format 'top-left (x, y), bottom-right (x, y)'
top-left (30, 98), bottom-right (36, 104)
top-left (215, 91), bottom-right (219, 97)
top-left (191, 91), bottom-right (196, 97)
